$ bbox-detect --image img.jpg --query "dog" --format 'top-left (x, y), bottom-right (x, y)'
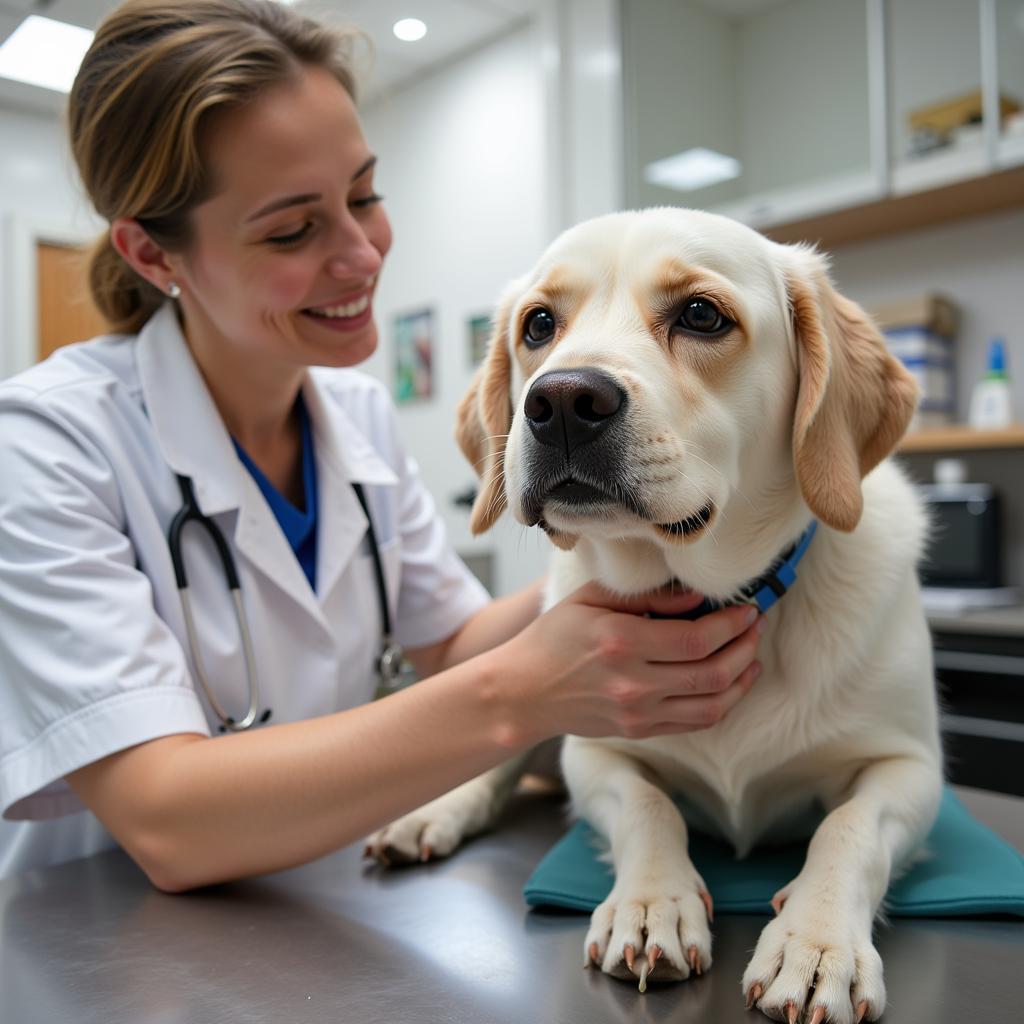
top-left (366, 208), bottom-right (943, 1024)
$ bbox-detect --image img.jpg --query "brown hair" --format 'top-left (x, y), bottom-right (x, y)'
top-left (68, 0), bottom-right (364, 334)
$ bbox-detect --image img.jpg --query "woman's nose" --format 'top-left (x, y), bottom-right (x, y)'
top-left (326, 215), bottom-right (385, 281)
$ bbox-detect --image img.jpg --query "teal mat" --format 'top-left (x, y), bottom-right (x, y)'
top-left (524, 788), bottom-right (1024, 917)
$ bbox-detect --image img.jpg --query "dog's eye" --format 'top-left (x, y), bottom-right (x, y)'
top-left (524, 308), bottom-right (556, 348)
top-left (675, 298), bottom-right (730, 336)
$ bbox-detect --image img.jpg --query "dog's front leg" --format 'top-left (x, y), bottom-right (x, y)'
top-left (364, 748), bottom-right (536, 864)
top-left (563, 738), bottom-right (713, 990)
top-left (743, 755), bottom-right (941, 1024)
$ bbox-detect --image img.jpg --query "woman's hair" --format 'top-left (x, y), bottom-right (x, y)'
top-left (69, 0), bottom-right (364, 335)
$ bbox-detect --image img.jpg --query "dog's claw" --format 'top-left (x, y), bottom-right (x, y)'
top-left (419, 844), bottom-right (432, 862)
top-left (855, 1000), bottom-right (868, 1023)
top-left (586, 942), bottom-right (600, 968)
top-left (647, 945), bottom-right (662, 972)
top-left (700, 889), bottom-right (714, 923)
top-left (771, 891), bottom-right (787, 915)
top-left (624, 943), bottom-right (636, 972)
top-left (809, 1007), bottom-right (826, 1024)
top-left (785, 1001), bottom-right (799, 1024)
top-left (745, 982), bottom-right (763, 1009)
top-left (687, 945), bottom-right (702, 976)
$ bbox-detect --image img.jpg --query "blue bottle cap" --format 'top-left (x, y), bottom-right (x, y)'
top-left (987, 337), bottom-right (1007, 377)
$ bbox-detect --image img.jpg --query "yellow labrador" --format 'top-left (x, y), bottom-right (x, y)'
top-left (369, 208), bottom-right (942, 1024)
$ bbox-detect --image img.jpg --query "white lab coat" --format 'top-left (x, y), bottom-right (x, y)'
top-left (0, 303), bottom-right (489, 878)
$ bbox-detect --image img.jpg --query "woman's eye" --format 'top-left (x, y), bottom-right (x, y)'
top-left (675, 298), bottom-right (730, 335)
top-left (524, 308), bottom-right (556, 348)
top-left (267, 222), bottom-right (312, 246)
top-left (350, 193), bottom-right (384, 209)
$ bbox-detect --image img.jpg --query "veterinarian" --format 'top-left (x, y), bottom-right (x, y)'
top-left (0, 0), bottom-right (763, 886)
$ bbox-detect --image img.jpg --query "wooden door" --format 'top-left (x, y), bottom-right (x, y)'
top-left (37, 241), bottom-right (109, 361)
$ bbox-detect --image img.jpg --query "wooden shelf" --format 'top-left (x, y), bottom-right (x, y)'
top-left (899, 425), bottom-right (1024, 453)
top-left (764, 165), bottom-right (1024, 250)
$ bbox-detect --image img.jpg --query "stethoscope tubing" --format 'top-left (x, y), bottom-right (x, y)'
top-left (169, 476), bottom-right (262, 731)
top-left (168, 473), bottom-right (402, 732)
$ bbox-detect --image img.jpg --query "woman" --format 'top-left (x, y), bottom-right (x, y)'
top-left (0, 0), bottom-right (763, 888)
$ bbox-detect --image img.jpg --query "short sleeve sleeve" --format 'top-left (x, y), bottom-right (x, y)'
top-left (0, 402), bottom-right (208, 821)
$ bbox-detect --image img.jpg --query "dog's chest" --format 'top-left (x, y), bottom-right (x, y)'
top-left (617, 714), bottom-right (849, 854)
top-left (604, 635), bottom-right (861, 852)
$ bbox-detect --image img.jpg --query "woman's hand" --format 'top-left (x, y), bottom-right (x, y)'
top-left (496, 582), bottom-right (763, 746)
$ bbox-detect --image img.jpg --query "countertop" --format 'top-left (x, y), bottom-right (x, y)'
top-left (0, 786), bottom-right (1020, 1023)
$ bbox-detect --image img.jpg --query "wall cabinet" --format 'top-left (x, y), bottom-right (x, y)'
top-left (622, 0), bottom-right (1024, 246)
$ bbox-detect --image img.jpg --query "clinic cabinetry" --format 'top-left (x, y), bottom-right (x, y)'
top-left (622, 0), bottom-right (1024, 250)
top-left (930, 613), bottom-right (1024, 798)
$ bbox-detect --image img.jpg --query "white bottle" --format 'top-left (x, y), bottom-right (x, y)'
top-left (968, 337), bottom-right (1015, 429)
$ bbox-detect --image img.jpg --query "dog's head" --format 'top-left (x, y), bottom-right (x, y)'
top-left (456, 209), bottom-right (916, 589)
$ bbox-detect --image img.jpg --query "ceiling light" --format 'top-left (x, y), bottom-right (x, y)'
top-left (644, 147), bottom-right (742, 192)
top-left (0, 15), bottom-right (94, 94)
top-left (393, 18), bottom-right (427, 42)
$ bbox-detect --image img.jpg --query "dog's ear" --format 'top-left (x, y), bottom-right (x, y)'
top-left (786, 252), bottom-right (918, 533)
top-left (455, 297), bottom-right (515, 535)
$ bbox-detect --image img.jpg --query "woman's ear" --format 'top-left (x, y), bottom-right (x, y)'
top-left (455, 296), bottom-right (515, 535)
top-left (109, 218), bottom-right (177, 294)
top-left (786, 250), bottom-right (918, 532)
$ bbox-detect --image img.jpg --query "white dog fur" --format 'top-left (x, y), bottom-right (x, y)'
top-left (367, 208), bottom-right (943, 1024)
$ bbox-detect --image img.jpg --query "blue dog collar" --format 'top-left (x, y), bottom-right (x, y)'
top-left (660, 521), bottom-right (818, 621)
top-left (743, 520), bottom-right (818, 613)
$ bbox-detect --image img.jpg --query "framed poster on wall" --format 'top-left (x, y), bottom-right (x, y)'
top-left (393, 307), bottom-right (434, 403)
top-left (467, 312), bottom-right (491, 367)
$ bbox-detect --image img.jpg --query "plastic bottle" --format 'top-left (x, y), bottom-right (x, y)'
top-left (968, 337), bottom-right (1015, 429)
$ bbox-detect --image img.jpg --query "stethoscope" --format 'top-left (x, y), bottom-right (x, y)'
top-left (167, 474), bottom-right (405, 732)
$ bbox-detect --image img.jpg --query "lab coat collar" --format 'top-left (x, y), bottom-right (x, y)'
top-left (301, 371), bottom-right (399, 605)
top-left (302, 370), bottom-right (399, 490)
top-left (136, 303), bottom-right (245, 515)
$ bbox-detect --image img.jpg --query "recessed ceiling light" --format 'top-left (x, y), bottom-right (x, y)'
top-left (393, 18), bottom-right (427, 43)
top-left (644, 148), bottom-right (742, 192)
top-left (0, 15), bottom-right (94, 94)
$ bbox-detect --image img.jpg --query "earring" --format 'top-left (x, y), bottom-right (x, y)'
top-left (167, 282), bottom-right (181, 299)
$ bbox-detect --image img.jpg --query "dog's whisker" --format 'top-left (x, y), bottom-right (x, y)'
top-left (678, 441), bottom-right (756, 511)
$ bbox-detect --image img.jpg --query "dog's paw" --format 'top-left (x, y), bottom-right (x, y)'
top-left (742, 903), bottom-right (885, 1024)
top-left (363, 787), bottom-right (490, 866)
top-left (584, 874), bottom-right (713, 991)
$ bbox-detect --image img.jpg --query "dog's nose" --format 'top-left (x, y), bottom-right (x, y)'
top-left (524, 369), bottom-right (625, 452)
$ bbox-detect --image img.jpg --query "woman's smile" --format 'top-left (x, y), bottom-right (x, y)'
top-left (302, 288), bottom-right (375, 331)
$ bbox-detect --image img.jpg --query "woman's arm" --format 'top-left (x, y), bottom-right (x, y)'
top-left (406, 576), bottom-right (547, 678)
top-left (67, 583), bottom-right (762, 893)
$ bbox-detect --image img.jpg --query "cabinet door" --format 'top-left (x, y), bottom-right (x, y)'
top-left (622, 0), bottom-right (877, 229)
top-left (995, 0), bottom-right (1024, 166)
top-left (887, 0), bottom-right (988, 193)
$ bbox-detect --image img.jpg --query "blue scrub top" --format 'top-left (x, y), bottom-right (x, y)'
top-left (232, 396), bottom-right (318, 591)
